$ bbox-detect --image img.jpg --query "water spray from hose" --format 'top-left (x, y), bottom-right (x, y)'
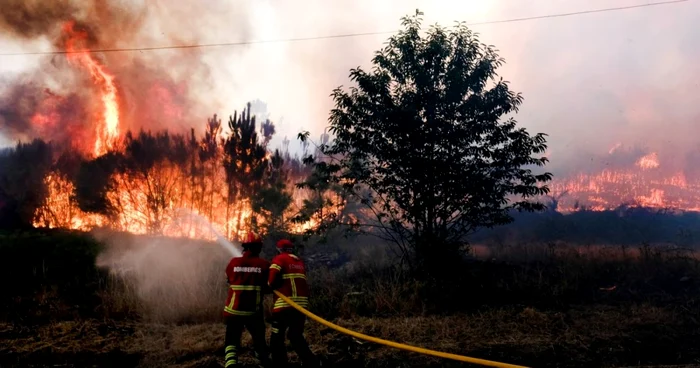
top-left (173, 209), bottom-right (242, 257)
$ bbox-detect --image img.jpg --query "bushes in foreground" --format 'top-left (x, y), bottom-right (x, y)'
top-left (308, 242), bottom-right (700, 318)
top-left (1, 229), bottom-right (699, 324)
top-left (0, 229), bottom-right (105, 322)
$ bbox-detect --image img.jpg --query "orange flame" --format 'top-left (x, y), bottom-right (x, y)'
top-left (550, 156), bottom-right (700, 213)
top-left (636, 152), bottom-right (660, 170)
top-left (33, 167), bottom-right (327, 240)
top-left (62, 21), bottom-right (119, 156)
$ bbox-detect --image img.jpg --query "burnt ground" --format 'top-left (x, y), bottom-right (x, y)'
top-left (2, 304), bottom-right (699, 368)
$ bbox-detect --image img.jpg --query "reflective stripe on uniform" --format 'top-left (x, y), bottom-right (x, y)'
top-left (225, 285), bottom-right (261, 315)
top-left (283, 273), bottom-right (305, 297)
top-left (270, 264), bottom-right (282, 271)
top-left (282, 273), bottom-right (306, 280)
top-left (227, 293), bottom-right (236, 311)
top-left (223, 306), bottom-right (256, 316)
top-left (229, 285), bottom-right (261, 291)
top-left (225, 345), bottom-right (237, 366)
top-left (273, 296), bottom-right (308, 309)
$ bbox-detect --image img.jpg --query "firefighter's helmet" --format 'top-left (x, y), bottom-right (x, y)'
top-left (242, 231), bottom-right (262, 245)
top-left (276, 239), bottom-right (294, 252)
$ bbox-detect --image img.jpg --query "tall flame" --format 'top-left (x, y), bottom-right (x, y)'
top-left (62, 21), bottom-right (119, 156)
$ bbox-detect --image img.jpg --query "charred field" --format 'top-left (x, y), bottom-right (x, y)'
top-left (1, 228), bottom-right (699, 368)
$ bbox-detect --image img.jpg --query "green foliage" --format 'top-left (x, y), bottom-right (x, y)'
top-left (298, 11), bottom-right (552, 268)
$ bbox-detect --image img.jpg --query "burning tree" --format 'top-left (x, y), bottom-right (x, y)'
top-left (298, 10), bottom-right (552, 272)
top-left (20, 107), bottom-right (316, 240)
top-left (0, 3), bottom-right (329, 241)
top-left (223, 103), bottom-right (269, 236)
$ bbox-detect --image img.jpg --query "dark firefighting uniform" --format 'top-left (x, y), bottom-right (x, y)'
top-left (268, 251), bottom-right (318, 367)
top-left (223, 250), bottom-right (271, 367)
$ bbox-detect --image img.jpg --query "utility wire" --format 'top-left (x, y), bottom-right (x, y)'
top-left (0, 0), bottom-right (690, 56)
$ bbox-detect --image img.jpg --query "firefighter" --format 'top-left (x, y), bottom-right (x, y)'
top-left (223, 231), bottom-right (272, 367)
top-left (268, 239), bottom-right (320, 367)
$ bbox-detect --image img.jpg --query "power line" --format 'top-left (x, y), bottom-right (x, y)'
top-left (465, 0), bottom-right (689, 26)
top-left (0, 0), bottom-right (690, 56)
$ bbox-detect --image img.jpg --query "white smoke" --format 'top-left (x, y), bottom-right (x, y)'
top-left (94, 225), bottom-right (242, 322)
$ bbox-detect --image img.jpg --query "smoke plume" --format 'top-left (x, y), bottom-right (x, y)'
top-left (0, 0), bottom-right (253, 152)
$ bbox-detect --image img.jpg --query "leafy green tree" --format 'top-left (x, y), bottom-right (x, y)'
top-left (298, 10), bottom-right (551, 271)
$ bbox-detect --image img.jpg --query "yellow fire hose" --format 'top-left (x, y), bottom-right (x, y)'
top-left (273, 291), bottom-right (530, 368)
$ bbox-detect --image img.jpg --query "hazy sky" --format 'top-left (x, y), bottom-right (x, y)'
top-left (1, 0), bottom-right (698, 173)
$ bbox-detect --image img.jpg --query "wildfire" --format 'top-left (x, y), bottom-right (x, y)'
top-left (29, 20), bottom-right (331, 241)
top-left (637, 188), bottom-right (665, 208)
top-left (62, 21), bottom-right (120, 156)
top-left (30, 22), bottom-right (699, 241)
top-left (550, 164), bottom-right (700, 212)
top-left (636, 152), bottom-right (660, 170)
top-left (33, 166), bottom-right (319, 240)
top-left (30, 90), bottom-right (63, 135)
top-left (543, 139), bottom-right (700, 213)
